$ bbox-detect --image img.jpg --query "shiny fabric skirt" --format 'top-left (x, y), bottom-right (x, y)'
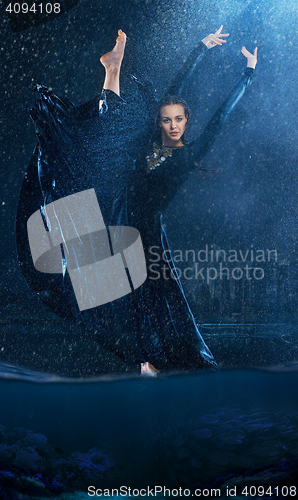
top-left (16, 85), bottom-right (216, 371)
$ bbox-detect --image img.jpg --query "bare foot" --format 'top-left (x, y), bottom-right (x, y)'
top-left (141, 362), bottom-right (159, 377)
top-left (100, 29), bottom-right (127, 70)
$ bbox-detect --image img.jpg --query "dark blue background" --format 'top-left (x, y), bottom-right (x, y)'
top-left (0, 0), bottom-right (297, 373)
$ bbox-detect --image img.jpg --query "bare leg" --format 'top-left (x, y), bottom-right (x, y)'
top-left (99, 30), bottom-right (127, 110)
top-left (141, 362), bottom-right (159, 377)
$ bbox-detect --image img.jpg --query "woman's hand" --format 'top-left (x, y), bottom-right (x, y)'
top-left (202, 25), bottom-right (229, 49)
top-left (241, 46), bottom-right (258, 69)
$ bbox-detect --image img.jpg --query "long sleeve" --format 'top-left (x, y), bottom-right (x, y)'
top-left (142, 67), bottom-right (255, 216)
top-left (165, 41), bottom-right (208, 97)
top-left (175, 67), bottom-right (254, 170)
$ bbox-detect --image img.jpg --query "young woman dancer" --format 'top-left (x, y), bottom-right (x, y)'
top-left (17, 26), bottom-right (257, 375)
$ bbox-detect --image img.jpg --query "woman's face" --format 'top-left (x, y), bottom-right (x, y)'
top-left (159, 104), bottom-right (188, 147)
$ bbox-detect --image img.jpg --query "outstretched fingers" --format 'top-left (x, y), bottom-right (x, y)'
top-left (241, 46), bottom-right (257, 58)
top-left (202, 26), bottom-right (229, 49)
top-left (241, 45), bottom-right (258, 69)
top-left (215, 25), bottom-right (229, 40)
top-left (241, 46), bottom-right (249, 57)
top-left (212, 26), bottom-right (229, 45)
top-left (215, 25), bottom-right (229, 38)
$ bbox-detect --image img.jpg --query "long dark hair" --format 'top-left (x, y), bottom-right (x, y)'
top-left (150, 95), bottom-right (191, 146)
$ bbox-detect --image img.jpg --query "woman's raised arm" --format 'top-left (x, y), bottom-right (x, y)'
top-left (174, 45), bottom-right (258, 171)
top-left (165, 26), bottom-right (229, 97)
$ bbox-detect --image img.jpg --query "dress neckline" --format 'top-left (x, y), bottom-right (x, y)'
top-left (146, 142), bottom-right (182, 172)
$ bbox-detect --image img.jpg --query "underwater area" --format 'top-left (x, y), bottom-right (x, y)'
top-left (1, 369), bottom-right (298, 498)
top-left (1, 0), bottom-right (298, 497)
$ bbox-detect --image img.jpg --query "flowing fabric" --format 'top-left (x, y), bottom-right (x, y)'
top-left (16, 42), bottom-right (254, 371)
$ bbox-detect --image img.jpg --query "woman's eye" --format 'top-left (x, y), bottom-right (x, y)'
top-left (177, 117), bottom-right (182, 122)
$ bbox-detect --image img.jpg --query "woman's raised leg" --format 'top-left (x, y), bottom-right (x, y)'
top-left (99, 29), bottom-right (127, 109)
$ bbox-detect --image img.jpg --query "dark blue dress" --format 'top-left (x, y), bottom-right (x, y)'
top-left (16, 42), bottom-right (254, 371)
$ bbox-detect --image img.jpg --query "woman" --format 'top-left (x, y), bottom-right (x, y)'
top-left (16, 27), bottom-right (257, 375)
